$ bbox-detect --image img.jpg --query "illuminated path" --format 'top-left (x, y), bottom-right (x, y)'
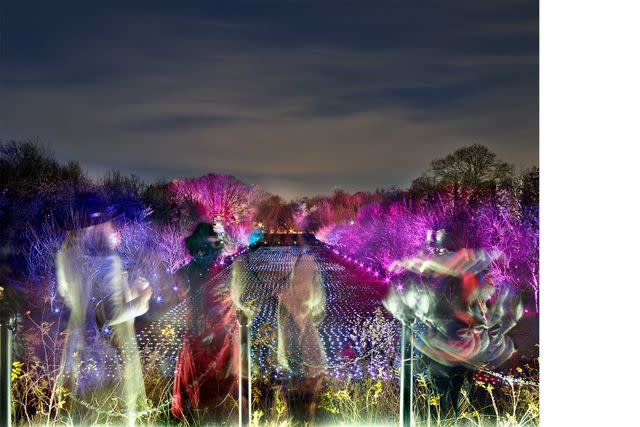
top-left (135, 242), bottom-right (400, 379)
top-left (231, 244), bottom-right (398, 379)
top-left (67, 240), bottom-right (537, 418)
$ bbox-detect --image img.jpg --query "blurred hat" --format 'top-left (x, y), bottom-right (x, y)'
top-left (70, 192), bottom-right (118, 229)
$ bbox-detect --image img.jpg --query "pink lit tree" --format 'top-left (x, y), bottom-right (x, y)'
top-left (168, 174), bottom-right (258, 225)
top-left (168, 174), bottom-right (262, 253)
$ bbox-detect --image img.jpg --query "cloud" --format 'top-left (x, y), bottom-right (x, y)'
top-left (119, 114), bottom-right (236, 133)
top-left (1, 1), bottom-right (538, 198)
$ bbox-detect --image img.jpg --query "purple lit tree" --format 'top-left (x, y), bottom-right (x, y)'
top-left (169, 174), bottom-right (258, 226)
top-left (168, 174), bottom-right (262, 253)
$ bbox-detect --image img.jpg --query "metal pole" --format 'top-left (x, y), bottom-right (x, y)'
top-left (237, 311), bottom-right (251, 427)
top-left (399, 320), bottom-right (414, 427)
top-left (0, 309), bottom-right (16, 427)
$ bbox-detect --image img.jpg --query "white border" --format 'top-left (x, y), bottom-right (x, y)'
top-left (541, 0), bottom-right (640, 424)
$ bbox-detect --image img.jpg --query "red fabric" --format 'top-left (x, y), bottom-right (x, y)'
top-left (172, 336), bottom-right (200, 418)
top-left (171, 297), bottom-right (238, 420)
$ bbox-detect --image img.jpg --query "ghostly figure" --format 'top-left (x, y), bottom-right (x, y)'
top-left (386, 248), bottom-right (522, 416)
top-left (274, 248), bottom-right (327, 422)
top-left (387, 248), bottom-right (522, 369)
top-left (55, 219), bottom-right (151, 426)
top-left (277, 250), bottom-right (327, 378)
top-left (171, 223), bottom-right (234, 421)
top-left (182, 223), bottom-right (224, 335)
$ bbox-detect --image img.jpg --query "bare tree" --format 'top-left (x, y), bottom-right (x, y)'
top-left (431, 144), bottom-right (513, 187)
top-left (168, 174), bottom-right (257, 225)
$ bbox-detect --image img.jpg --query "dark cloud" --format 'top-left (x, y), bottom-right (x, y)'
top-left (120, 114), bottom-right (236, 133)
top-left (1, 0), bottom-right (538, 199)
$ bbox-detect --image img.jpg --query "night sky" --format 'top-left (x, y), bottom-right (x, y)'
top-left (1, 1), bottom-right (538, 200)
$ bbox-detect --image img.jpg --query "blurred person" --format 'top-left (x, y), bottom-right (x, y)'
top-left (385, 221), bottom-right (522, 418)
top-left (172, 222), bottom-right (236, 421)
top-left (276, 245), bottom-right (327, 422)
top-left (55, 194), bottom-right (152, 426)
top-left (182, 222), bottom-right (224, 335)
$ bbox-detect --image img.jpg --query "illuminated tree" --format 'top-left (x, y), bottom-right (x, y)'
top-left (168, 174), bottom-right (258, 225)
top-left (254, 195), bottom-right (298, 231)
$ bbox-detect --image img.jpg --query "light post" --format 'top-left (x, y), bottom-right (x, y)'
top-left (399, 319), bottom-right (414, 427)
top-left (237, 310), bottom-right (252, 426)
top-left (0, 309), bottom-right (16, 427)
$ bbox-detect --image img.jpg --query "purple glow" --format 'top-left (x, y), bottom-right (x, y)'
top-left (316, 193), bottom-right (538, 310)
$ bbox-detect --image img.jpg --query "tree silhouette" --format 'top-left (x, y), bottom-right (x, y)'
top-left (431, 144), bottom-right (513, 187)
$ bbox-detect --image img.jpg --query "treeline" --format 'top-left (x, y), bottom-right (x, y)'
top-left (253, 144), bottom-right (538, 235)
top-left (1, 140), bottom-right (539, 312)
top-left (0, 141), bottom-right (258, 316)
top-left (313, 145), bottom-right (539, 309)
top-left (250, 145), bottom-right (539, 308)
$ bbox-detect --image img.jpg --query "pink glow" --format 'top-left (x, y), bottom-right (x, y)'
top-left (314, 194), bottom-right (538, 302)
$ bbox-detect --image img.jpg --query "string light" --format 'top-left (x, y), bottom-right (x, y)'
top-left (69, 238), bottom-right (534, 418)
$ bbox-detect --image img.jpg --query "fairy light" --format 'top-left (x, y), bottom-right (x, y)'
top-left (476, 367), bottom-right (539, 387)
top-left (221, 244), bottom-right (397, 378)
top-left (61, 237), bottom-right (535, 419)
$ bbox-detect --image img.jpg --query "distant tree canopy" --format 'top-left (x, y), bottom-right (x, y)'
top-left (299, 188), bottom-right (387, 232)
top-left (101, 169), bottom-right (146, 199)
top-left (143, 181), bottom-right (179, 224)
top-left (431, 144), bottom-right (513, 187)
top-left (521, 166), bottom-right (539, 208)
top-left (1, 141), bottom-right (94, 245)
top-left (254, 195), bottom-right (298, 231)
top-left (409, 144), bottom-right (517, 203)
top-left (1, 140), bottom-right (89, 197)
top-left (408, 173), bottom-right (436, 200)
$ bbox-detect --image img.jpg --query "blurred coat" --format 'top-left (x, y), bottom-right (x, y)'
top-left (55, 230), bottom-right (148, 424)
top-left (276, 252), bottom-right (327, 378)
